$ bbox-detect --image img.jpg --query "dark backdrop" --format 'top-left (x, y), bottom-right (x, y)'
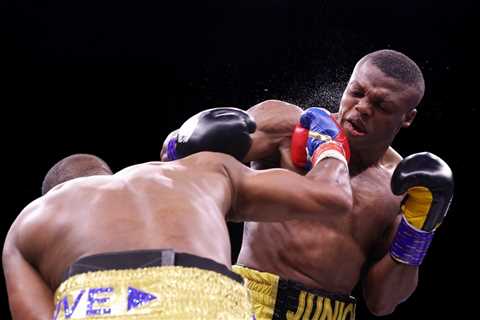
top-left (2, 0), bottom-right (477, 318)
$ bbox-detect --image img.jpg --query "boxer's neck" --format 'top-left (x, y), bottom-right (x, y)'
top-left (348, 144), bottom-right (389, 176)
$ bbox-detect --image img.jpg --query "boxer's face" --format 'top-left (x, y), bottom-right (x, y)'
top-left (337, 61), bottom-right (420, 151)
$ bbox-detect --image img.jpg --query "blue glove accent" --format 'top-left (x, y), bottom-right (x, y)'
top-left (300, 107), bottom-right (341, 169)
top-left (390, 216), bottom-right (435, 266)
top-left (167, 137), bottom-right (178, 161)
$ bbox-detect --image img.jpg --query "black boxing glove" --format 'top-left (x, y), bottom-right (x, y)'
top-left (389, 152), bottom-right (454, 266)
top-left (166, 107), bottom-right (256, 161)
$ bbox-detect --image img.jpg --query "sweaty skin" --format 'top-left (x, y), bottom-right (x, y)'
top-left (238, 61), bottom-right (423, 315)
top-left (240, 142), bottom-right (402, 291)
top-left (3, 152), bottom-right (352, 320)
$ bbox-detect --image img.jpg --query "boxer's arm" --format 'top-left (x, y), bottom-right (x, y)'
top-left (160, 101), bottom-right (301, 163)
top-left (362, 214), bottom-right (419, 316)
top-left (363, 152), bottom-right (453, 315)
top-left (243, 100), bottom-right (302, 162)
top-left (3, 228), bottom-right (54, 320)
top-left (224, 153), bottom-right (352, 222)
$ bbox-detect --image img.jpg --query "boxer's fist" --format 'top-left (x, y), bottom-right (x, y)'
top-left (291, 107), bottom-right (350, 170)
top-left (166, 108), bottom-right (256, 161)
top-left (390, 152), bottom-right (454, 265)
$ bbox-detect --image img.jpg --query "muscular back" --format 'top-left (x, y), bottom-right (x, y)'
top-left (13, 153), bottom-right (234, 290)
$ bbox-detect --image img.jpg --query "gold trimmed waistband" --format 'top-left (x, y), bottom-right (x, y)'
top-left (53, 266), bottom-right (253, 319)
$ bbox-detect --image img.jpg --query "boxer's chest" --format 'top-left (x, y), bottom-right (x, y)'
top-left (349, 168), bottom-right (402, 248)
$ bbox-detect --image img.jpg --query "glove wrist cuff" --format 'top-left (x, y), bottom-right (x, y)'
top-left (390, 215), bottom-right (434, 266)
top-left (311, 141), bottom-right (348, 168)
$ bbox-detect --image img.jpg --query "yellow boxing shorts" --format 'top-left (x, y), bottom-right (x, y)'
top-left (53, 250), bottom-right (253, 319)
top-left (233, 265), bottom-right (356, 320)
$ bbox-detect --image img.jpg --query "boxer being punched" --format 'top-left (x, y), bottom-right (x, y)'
top-left (235, 50), bottom-right (454, 319)
top-left (165, 50), bottom-right (454, 319)
top-left (3, 108), bottom-right (353, 319)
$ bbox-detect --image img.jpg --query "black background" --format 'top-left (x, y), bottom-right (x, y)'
top-left (2, 0), bottom-right (477, 318)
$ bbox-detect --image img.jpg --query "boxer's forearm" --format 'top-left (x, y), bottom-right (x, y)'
top-left (243, 100), bottom-right (302, 163)
top-left (242, 129), bottom-right (283, 163)
top-left (308, 157), bottom-right (351, 191)
top-left (230, 158), bottom-right (352, 222)
top-left (363, 254), bottom-right (418, 316)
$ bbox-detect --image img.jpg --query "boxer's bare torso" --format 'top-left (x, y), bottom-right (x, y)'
top-left (238, 101), bottom-right (403, 294)
top-left (13, 155), bottom-right (235, 290)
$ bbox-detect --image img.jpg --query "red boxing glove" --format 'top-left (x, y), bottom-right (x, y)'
top-left (291, 124), bottom-right (309, 168)
top-left (291, 107), bottom-right (350, 170)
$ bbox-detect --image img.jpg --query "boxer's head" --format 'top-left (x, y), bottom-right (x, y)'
top-left (337, 49), bottom-right (424, 152)
top-left (41, 154), bottom-right (112, 195)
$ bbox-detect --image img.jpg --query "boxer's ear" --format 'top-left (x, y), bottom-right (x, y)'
top-left (402, 108), bottom-right (417, 128)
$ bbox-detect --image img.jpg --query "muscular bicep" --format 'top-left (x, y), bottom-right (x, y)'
top-left (3, 228), bottom-right (54, 320)
top-left (243, 100), bottom-right (302, 162)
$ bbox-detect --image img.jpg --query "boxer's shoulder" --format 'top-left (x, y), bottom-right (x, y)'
top-left (172, 152), bottom-right (246, 179)
top-left (380, 147), bottom-right (402, 173)
top-left (248, 100), bottom-right (302, 134)
top-left (184, 151), bottom-right (238, 167)
top-left (248, 99), bottom-right (302, 115)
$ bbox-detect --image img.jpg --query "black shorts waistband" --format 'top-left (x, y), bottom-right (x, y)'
top-left (277, 277), bottom-right (356, 304)
top-left (62, 249), bottom-right (243, 284)
top-left (273, 277), bottom-right (357, 320)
